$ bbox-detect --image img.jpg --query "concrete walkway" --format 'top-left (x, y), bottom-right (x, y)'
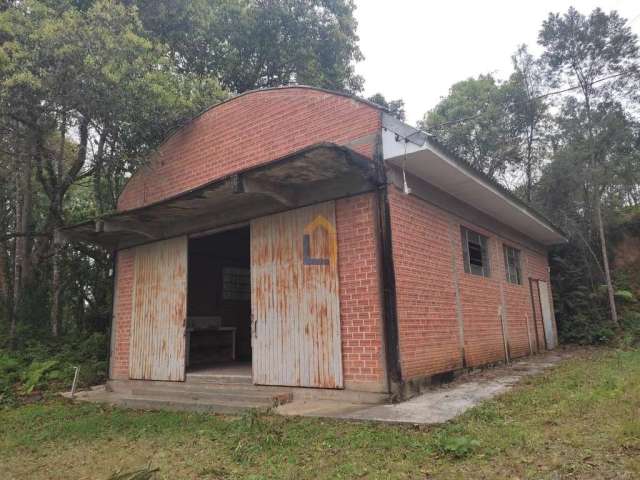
top-left (277, 349), bottom-right (577, 424)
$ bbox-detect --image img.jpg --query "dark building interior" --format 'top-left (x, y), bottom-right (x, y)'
top-left (186, 226), bottom-right (251, 372)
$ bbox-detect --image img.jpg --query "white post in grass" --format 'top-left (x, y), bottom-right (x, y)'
top-left (70, 366), bottom-right (80, 397)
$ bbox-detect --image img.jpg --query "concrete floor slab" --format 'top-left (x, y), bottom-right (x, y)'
top-left (187, 361), bottom-right (252, 378)
top-left (277, 349), bottom-right (577, 424)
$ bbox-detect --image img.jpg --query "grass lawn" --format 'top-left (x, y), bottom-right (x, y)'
top-left (1, 348), bottom-right (639, 480)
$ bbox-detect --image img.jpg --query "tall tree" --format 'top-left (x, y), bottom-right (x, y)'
top-left (539, 6), bottom-right (640, 326)
top-left (506, 45), bottom-right (551, 202)
top-left (134, 0), bottom-right (364, 93)
top-left (0, 0), bottom-right (367, 343)
top-left (0, 0), bottom-right (226, 337)
top-left (420, 75), bottom-right (520, 181)
top-left (367, 93), bottom-right (405, 120)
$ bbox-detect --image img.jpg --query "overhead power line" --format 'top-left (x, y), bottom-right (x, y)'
top-left (428, 71), bottom-right (634, 130)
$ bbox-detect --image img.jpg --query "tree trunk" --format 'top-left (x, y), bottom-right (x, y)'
top-left (9, 163), bottom-right (24, 344)
top-left (93, 128), bottom-right (108, 214)
top-left (50, 116), bottom-right (66, 337)
top-left (50, 244), bottom-right (62, 336)
top-left (525, 154), bottom-right (532, 203)
top-left (582, 86), bottom-right (618, 327)
top-left (9, 132), bottom-right (35, 345)
top-left (0, 240), bottom-right (7, 298)
top-left (0, 239), bottom-right (9, 323)
top-left (524, 120), bottom-right (536, 204)
top-left (21, 147), bottom-right (32, 286)
top-left (595, 194), bottom-right (618, 326)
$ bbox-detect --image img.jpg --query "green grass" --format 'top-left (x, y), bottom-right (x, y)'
top-left (1, 348), bottom-right (639, 479)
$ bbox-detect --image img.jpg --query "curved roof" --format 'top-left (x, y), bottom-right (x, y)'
top-left (117, 85), bottom-right (383, 211)
top-left (157, 85), bottom-right (386, 151)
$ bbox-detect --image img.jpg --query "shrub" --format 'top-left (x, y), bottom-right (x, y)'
top-left (620, 310), bottom-right (640, 348)
top-left (0, 332), bottom-right (109, 405)
top-left (433, 432), bottom-right (480, 459)
top-left (558, 311), bottom-right (615, 345)
top-left (614, 290), bottom-right (636, 302)
top-left (20, 360), bottom-right (59, 394)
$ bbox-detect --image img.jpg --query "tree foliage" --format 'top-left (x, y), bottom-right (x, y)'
top-left (0, 0), bottom-right (363, 346)
top-left (420, 7), bottom-right (640, 342)
top-left (537, 6), bottom-right (640, 327)
top-left (134, 0), bottom-right (364, 93)
top-left (420, 75), bottom-right (522, 181)
top-left (367, 93), bottom-right (405, 120)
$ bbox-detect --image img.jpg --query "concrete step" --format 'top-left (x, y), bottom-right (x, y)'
top-left (128, 386), bottom-right (292, 405)
top-left (108, 379), bottom-right (291, 396)
top-left (107, 380), bottom-right (292, 407)
top-left (107, 379), bottom-right (390, 406)
top-left (186, 373), bottom-right (252, 385)
top-left (114, 394), bottom-right (274, 414)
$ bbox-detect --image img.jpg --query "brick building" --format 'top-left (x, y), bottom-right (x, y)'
top-left (62, 86), bottom-right (564, 400)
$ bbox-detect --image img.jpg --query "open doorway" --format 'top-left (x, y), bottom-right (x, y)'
top-left (186, 226), bottom-right (251, 379)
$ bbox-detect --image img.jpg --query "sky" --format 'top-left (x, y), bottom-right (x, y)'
top-left (354, 1), bottom-right (640, 125)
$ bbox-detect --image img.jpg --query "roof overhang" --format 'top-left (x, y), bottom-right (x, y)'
top-left (58, 143), bottom-right (380, 250)
top-left (381, 113), bottom-right (566, 246)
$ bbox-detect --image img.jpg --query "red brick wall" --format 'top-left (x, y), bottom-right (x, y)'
top-left (386, 188), bottom-right (463, 379)
top-left (502, 257), bottom-right (533, 359)
top-left (454, 225), bottom-right (506, 367)
top-left (336, 193), bottom-right (386, 390)
top-left (110, 248), bottom-right (134, 379)
top-left (388, 186), bottom-right (554, 381)
top-left (118, 87), bottom-right (380, 211)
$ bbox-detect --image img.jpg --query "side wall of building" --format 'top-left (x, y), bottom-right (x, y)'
top-left (388, 184), bottom-right (553, 381)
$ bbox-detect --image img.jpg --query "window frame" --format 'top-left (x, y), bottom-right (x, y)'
top-left (460, 226), bottom-right (491, 278)
top-left (503, 244), bottom-right (522, 285)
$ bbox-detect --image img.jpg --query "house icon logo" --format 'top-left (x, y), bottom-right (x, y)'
top-left (303, 215), bottom-right (337, 266)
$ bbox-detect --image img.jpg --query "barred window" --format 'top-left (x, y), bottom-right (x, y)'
top-left (503, 245), bottom-right (522, 285)
top-left (461, 227), bottom-right (491, 277)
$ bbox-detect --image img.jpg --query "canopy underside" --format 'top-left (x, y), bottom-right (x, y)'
top-left (59, 143), bottom-right (380, 250)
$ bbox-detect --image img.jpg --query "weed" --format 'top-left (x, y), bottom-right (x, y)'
top-left (432, 432), bottom-right (481, 459)
top-left (107, 466), bottom-right (159, 480)
top-left (20, 360), bottom-right (59, 394)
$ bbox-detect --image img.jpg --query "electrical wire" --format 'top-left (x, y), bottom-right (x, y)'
top-left (428, 71), bottom-right (635, 130)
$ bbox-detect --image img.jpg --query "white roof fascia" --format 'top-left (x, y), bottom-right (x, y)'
top-left (381, 113), bottom-right (566, 245)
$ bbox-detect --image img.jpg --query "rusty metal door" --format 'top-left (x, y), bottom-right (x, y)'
top-left (129, 236), bottom-right (188, 381)
top-left (538, 281), bottom-right (557, 349)
top-left (251, 201), bottom-right (343, 388)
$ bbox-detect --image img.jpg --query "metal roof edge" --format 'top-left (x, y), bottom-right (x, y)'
top-left (381, 113), bottom-right (567, 244)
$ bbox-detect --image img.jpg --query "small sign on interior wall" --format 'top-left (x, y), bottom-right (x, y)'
top-left (222, 267), bottom-right (250, 301)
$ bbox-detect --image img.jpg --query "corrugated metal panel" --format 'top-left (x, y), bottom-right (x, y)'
top-left (538, 281), bottom-right (557, 349)
top-left (129, 236), bottom-right (188, 381)
top-left (251, 201), bottom-right (343, 388)
top-left (529, 278), bottom-right (544, 352)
